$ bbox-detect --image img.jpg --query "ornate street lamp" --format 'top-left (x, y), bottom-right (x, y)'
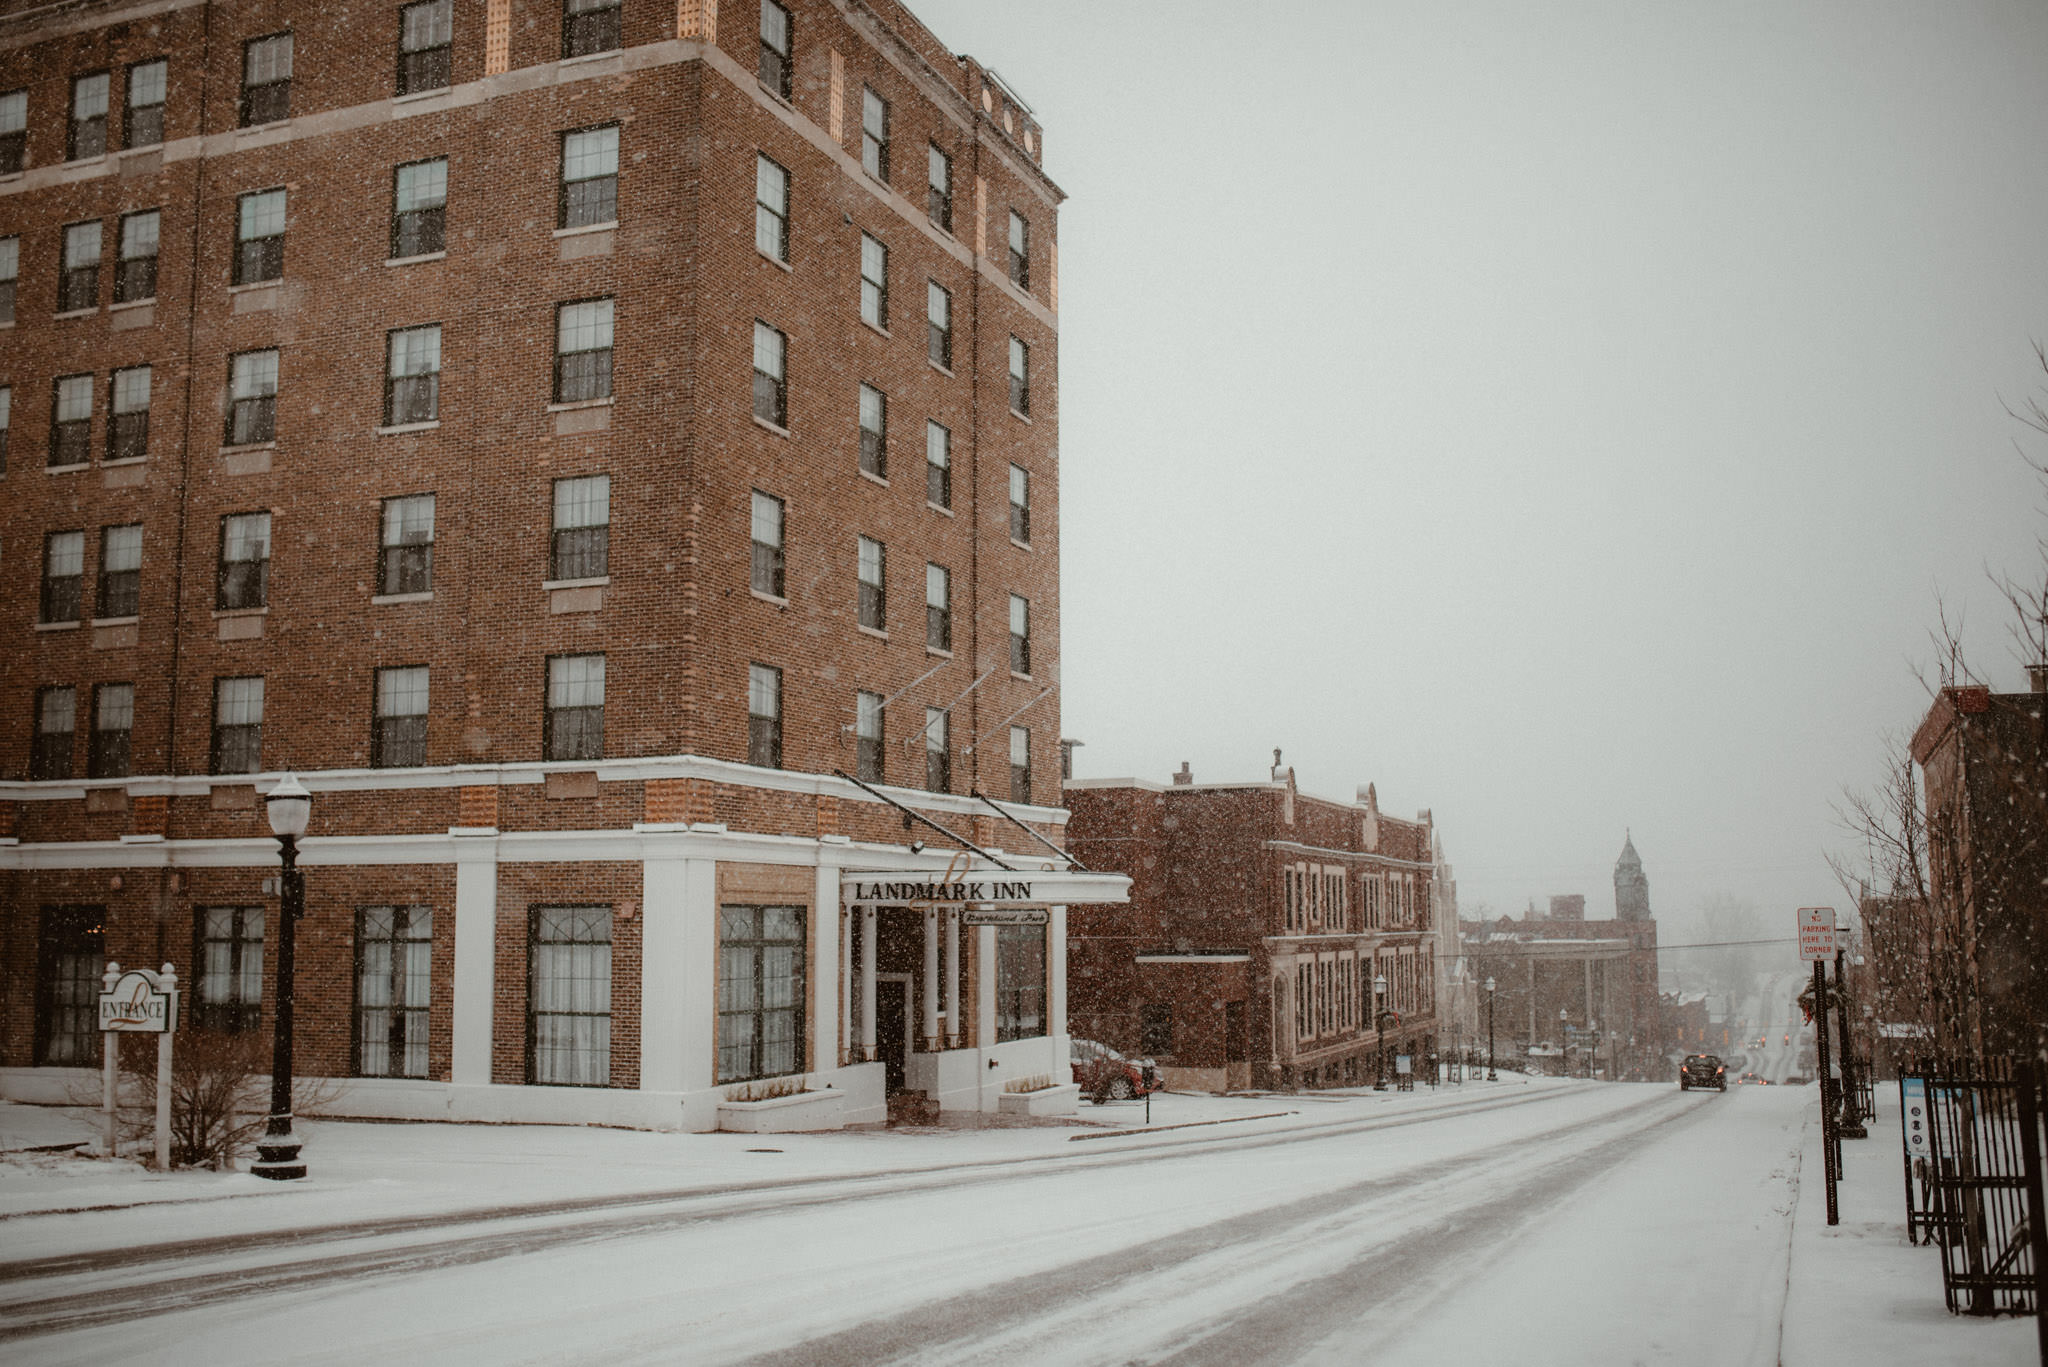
top-left (1373, 973), bottom-right (1390, 1091)
top-left (1485, 976), bottom-right (1497, 1080)
top-left (1559, 1007), bottom-right (1570, 1078)
top-left (253, 774), bottom-right (310, 1180)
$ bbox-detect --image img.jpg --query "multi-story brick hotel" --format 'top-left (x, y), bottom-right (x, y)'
top-left (0, 0), bottom-right (1125, 1132)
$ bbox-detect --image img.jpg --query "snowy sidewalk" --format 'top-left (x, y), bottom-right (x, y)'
top-left (1781, 1088), bottom-right (2036, 1366)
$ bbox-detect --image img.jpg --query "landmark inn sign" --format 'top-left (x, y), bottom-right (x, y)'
top-left (841, 871), bottom-right (1130, 909)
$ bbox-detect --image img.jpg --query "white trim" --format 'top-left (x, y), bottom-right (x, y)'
top-left (0, 754), bottom-right (1070, 823)
top-left (0, 823), bottom-right (1082, 874)
top-left (1135, 954), bottom-right (1251, 964)
top-left (1266, 838), bottom-right (1433, 871)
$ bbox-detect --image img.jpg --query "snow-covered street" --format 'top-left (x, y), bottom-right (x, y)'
top-left (3, 1071), bottom-right (2026, 1366)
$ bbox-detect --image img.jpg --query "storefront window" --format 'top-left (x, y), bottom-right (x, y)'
top-left (529, 905), bottom-right (612, 1086)
top-left (995, 923), bottom-right (1045, 1042)
top-left (718, 905), bottom-right (806, 1082)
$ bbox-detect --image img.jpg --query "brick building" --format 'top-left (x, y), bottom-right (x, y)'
top-left (1461, 836), bottom-right (1664, 1080)
top-left (1909, 671), bottom-right (2048, 1060)
top-left (0, 0), bottom-right (1127, 1132)
top-left (1063, 758), bottom-right (1441, 1092)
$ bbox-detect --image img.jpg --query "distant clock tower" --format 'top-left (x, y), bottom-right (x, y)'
top-left (1615, 832), bottom-right (1651, 920)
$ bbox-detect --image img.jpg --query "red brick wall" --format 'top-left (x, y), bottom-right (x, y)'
top-left (1, 0), bottom-right (1059, 800)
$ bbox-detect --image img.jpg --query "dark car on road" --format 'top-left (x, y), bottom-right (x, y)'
top-left (1680, 1054), bottom-right (1727, 1091)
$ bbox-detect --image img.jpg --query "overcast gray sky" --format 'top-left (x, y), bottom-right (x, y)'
top-left (914, 1), bottom-right (2048, 942)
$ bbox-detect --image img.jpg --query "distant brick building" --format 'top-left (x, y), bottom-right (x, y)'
top-left (1064, 758), bottom-right (1440, 1092)
top-left (0, 0), bottom-right (1125, 1131)
top-left (1909, 672), bottom-right (2048, 1060)
top-left (1462, 836), bottom-right (1664, 1080)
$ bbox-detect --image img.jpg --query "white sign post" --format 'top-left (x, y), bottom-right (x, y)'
top-left (97, 963), bottom-right (180, 1170)
top-left (1795, 908), bottom-right (1841, 1224)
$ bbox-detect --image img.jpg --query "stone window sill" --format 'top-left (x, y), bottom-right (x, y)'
top-left (46, 463), bottom-right (88, 475)
top-left (91, 615), bottom-right (140, 627)
top-left (371, 591), bottom-right (434, 605)
top-left (753, 415), bottom-right (791, 439)
top-left (103, 457), bottom-right (147, 467)
top-left (393, 86), bottom-right (453, 106)
top-left (553, 221), bottom-right (618, 238)
top-left (862, 318), bottom-right (889, 340)
top-left (1011, 538), bottom-right (1032, 552)
top-left (1010, 408), bottom-right (1032, 423)
top-left (377, 420), bottom-right (441, 435)
top-left (109, 297), bottom-right (156, 312)
top-left (212, 606), bottom-right (269, 618)
top-left (228, 279), bottom-right (283, 294)
top-left (926, 645), bottom-right (953, 659)
top-left (219, 442), bottom-right (277, 455)
top-left (53, 307), bottom-right (98, 320)
top-left (34, 620), bottom-right (82, 632)
top-left (759, 251), bottom-right (792, 273)
top-left (542, 576), bottom-right (610, 591)
top-left (857, 625), bottom-right (888, 641)
top-left (926, 501), bottom-right (953, 517)
top-left (751, 589), bottom-right (789, 608)
top-left (929, 359), bottom-right (955, 378)
top-left (546, 397), bottom-right (613, 412)
top-left (859, 469), bottom-right (888, 488)
top-left (387, 251), bottom-right (447, 267)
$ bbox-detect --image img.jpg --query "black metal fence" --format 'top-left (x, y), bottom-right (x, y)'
top-left (1899, 1057), bottom-right (2048, 1323)
top-left (1852, 1047), bottom-right (1876, 1123)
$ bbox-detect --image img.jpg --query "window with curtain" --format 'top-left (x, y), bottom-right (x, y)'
top-left (528, 905), bottom-right (611, 1085)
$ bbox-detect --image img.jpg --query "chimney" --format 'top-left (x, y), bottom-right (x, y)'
top-left (2029, 662), bottom-right (2048, 694)
top-left (1173, 761), bottom-right (1193, 786)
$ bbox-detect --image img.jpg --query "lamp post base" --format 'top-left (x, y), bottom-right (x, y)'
top-left (252, 1123), bottom-right (306, 1180)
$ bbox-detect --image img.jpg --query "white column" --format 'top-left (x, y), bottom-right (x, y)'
top-left (1048, 905), bottom-right (1069, 1041)
top-left (860, 906), bottom-right (878, 1061)
top-left (450, 836), bottom-right (499, 1087)
top-left (943, 909), bottom-right (961, 1048)
top-left (840, 906), bottom-right (854, 1065)
top-left (922, 908), bottom-right (940, 1050)
top-left (813, 864), bottom-right (841, 1076)
top-left (639, 857), bottom-right (690, 1093)
top-left (675, 858), bottom-right (720, 1092)
top-left (977, 924), bottom-right (998, 1046)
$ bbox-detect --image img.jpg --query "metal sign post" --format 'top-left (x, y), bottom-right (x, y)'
top-left (1798, 908), bottom-right (1839, 1226)
top-left (96, 963), bottom-right (180, 1170)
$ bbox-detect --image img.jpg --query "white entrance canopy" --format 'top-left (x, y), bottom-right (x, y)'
top-left (841, 870), bottom-right (1130, 906)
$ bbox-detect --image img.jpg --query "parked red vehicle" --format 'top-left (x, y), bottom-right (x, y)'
top-left (1070, 1038), bottom-right (1163, 1100)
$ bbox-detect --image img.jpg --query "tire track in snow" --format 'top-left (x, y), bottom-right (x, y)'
top-left (728, 1090), bottom-right (1712, 1367)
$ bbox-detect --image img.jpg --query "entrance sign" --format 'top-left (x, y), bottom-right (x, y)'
top-left (962, 907), bottom-right (1049, 927)
top-left (98, 962), bottom-right (179, 1171)
top-left (99, 967), bottom-right (177, 1032)
top-left (1797, 907), bottom-right (1837, 962)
